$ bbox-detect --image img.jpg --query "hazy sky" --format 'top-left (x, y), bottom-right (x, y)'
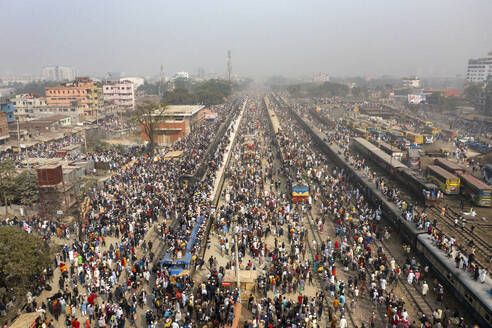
top-left (1, 0), bottom-right (491, 79)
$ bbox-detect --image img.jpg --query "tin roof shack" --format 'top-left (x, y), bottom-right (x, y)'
top-left (37, 164), bottom-right (74, 219)
top-left (56, 143), bottom-right (82, 158)
top-left (12, 114), bottom-right (72, 133)
top-left (222, 270), bottom-right (258, 302)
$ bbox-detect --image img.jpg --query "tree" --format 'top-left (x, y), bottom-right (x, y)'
top-left (15, 81), bottom-right (59, 96)
top-left (13, 170), bottom-right (39, 206)
top-left (0, 226), bottom-right (52, 293)
top-left (464, 84), bottom-right (483, 105)
top-left (173, 77), bottom-right (191, 90)
top-left (351, 86), bottom-right (369, 98)
top-left (137, 81), bottom-right (159, 95)
top-left (132, 101), bottom-right (167, 154)
top-left (194, 79), bottom-right (232, 105)
top-left (163, 88), bottom-right (196, 105)
top-left (0, 160), bottom-right (16, 215)
top-left (287, 84), bottom-right (302, 97)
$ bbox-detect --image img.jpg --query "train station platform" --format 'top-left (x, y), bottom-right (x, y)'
top-left (210, 99), bottom-right (247, 201)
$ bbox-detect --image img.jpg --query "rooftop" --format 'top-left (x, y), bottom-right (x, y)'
top-left (158, 105), bottom-right (205, 117)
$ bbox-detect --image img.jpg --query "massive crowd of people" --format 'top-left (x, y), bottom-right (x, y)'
top-left (0, 98), bottom-right (245, 328)
top-left (0, 94), bottom-right (487, 328)
top-left (307, 105), bottom-right (490, 285)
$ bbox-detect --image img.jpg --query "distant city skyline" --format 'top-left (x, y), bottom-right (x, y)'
top-left (0, 1), bottom-right (491, 79)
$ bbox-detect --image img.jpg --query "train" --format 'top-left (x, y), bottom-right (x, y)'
top-left (351, 137), bottom-right (438, 203)
top-left (161, 215), bottom-right (206, 275)
top-left (416, 234), bottom-right (492, 327)
top-left (281, 104), bottom-right (491, 326)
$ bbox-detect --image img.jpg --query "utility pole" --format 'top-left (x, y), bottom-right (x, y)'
top-left (16, 119), bottom-right (20, 144)
top-left (84, 129), bottom-right (88, 154)
top-left (234, 232), bottom-right (240, 299)
top-left (159, 64), bottom-right (164, 99)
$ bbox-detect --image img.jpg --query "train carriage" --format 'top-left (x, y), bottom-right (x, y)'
top-left (405, 131), bottom-right (424, 144)
top-left (426, 165), bottom-right (460, 194)
top-left (458, 172), bottom-right (491, 207)
top-left (377, 140), bottom-right (403, 161)
top-left (398, 167), bottom-right (439, 205)
top-left (292, 184), bottom-right (309, 203)
top-left (406, 149), bottom-right (421, 170)
top-left (434, 158), bottom-right (465, 174)
top-left (416, 234), bottom-right (492, 327)
top-left (352, 137), bottom-right (407, 175)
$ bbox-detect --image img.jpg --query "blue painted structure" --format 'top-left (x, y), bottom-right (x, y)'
top-left (0, 100), bottom-right (15, 122)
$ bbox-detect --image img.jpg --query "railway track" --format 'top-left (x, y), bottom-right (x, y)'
top-left (426, 206), bottom-right (491, 269)
top-left (308, 110), bottom-right (492, 271)
top-left (312, 174), bottom-right (435, 324)
top-left (374, 236), bottom-right (434, 320)
top-left (301, 207), bottom-right (358, 328)
top-left (298, 114), bottom-right (437, 325)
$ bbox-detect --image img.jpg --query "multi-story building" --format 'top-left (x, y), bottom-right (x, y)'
top-left (402, 76), bottom-right (421, 89)
top-left (102, 80), bottom-right (135, 110)
top-left (0, 98), bottom-right (15, 122)
top-left (466, 52), bottom-right (492, 83)
top-left (312, 73), bottom-right (330, 83)
top-left (10, 94), bottom-right (47, 121)
top-left (45, 77), bottom-right (100, 117)
top-left (120, 77), bottom-right (144, 89)
top-left (0, 112), bottom-right (9, 144)
top-left (42, 65), bottom-right (76, 81)
top-left (173, 72), bottom-right (189, 80)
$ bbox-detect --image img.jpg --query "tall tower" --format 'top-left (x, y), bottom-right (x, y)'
top-left (227, 50), bottom-right (232, 83)
top-left (158, 64), bottom-right (164, 98)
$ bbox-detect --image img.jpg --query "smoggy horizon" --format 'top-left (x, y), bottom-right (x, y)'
top-left (1, 0), bottom-right (491, 80)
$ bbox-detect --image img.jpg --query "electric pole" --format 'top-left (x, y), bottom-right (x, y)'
top-left (158, 64), bottom-right (164, 99)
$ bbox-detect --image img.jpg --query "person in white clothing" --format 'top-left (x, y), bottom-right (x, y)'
top-left (422, 281), bottom-right (429, 296)
top-left (339, 315), bottom-right (347, 328)
top-left (407, 270), bottom-right (415, 284)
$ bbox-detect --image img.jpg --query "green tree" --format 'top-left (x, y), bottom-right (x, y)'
top-left (15, 81), bottom-right (59, 96)
top-left (173, 77), bottom-right (191, 90)
top-left (137, 81), bottom-right (159, 95)
top-left (351, 86), bottom-right (369, 98)
top-left (163, 88), bottom-right (196, 105)
top-left (464, 84), bottom-right (483, 105)
top-left (132, 101), bottom-right (167, 154)
top-left (287, 84), bottom-right (302, 97)
top-left (13, 170), bottom-right (39, 206)
top-left (0, 226), bottom-right (52, 292)
top-left (0, 160), bottom-right (16, 215)
top-left (194, 79), bottom-right (232, 105)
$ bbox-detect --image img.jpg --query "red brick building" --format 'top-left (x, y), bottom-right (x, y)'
top-left (141, 105), bottom-right (206, 145)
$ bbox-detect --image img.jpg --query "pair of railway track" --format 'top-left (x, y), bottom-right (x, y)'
top-left (302, 207), bottom-right (359, 327)
top-left (308, 109), bottom-right (491, 272)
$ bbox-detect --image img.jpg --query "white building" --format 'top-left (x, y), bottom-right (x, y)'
top-left (466, 52), bottom-right (492, 83)
top-left (402, 76), bottom-right (420, 89)
top-left (102, 80), bottom-right (135, 110)
top-left (173, 71), bottom-right (189, 80)
top-left (10, 93), bottom-right (85, 122)
top-left (42, 65), bottom-right (76, 81)
top-left (120, 77), bottom-right (144, 89)
top-left (312, 73), bottom-right (330, 83)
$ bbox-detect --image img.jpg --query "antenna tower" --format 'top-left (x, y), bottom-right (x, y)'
top-left (227, 50), bottom-right (232, 83)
